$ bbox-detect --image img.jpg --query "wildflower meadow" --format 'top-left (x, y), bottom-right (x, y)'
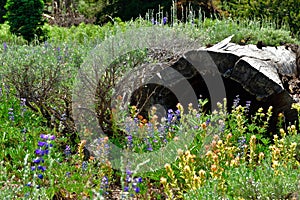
top-left (1, 11), bottom-right (300, 200)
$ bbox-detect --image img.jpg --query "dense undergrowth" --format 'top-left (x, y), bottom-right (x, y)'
top-left (1, 15), bottom-right (300, 199)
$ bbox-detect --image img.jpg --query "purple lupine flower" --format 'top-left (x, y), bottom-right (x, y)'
top-left (127, 135), bottom-right (133, 149)
top-left (61, 113), bottom-right (67, 121)
top-left (206, 119), bottom-right (211, 126)
top-left (233, 95), bottom-right (240, 108)
top-left (33, 158), bottom-right (41, 164)
top-left (44, 41), bottom-right (48, 48)
top-left (26, 182), bottom-right (32, 187)
top-left (38, 141), bottom-right (48, 147)
top-left (147, 145), bottom-right (153, 151)
top-left (49, 135), bottom-right (55, 140)
top-left (20, 98), bottom-right (26, 106)
top-left (38, 174), bottom-right (43, 179)
top-left (167, 109), bottom-right (173, 123)
top-left (245, 100), bottom-right (251, 112)
top-left (35, 149), bottom-right (44, 156)
top-left (3, 42), bottom-right (7, 51)
top-left (44, 149), bottom-right (49, 155)
top-left (100, 176), bottom-right (109, 195)
top-left (8, 108), bottom-right (14, 121)
top-left (31, 166), bottom-right (36, 171)
top-left (151, 18), bottom-right (157, 25)
top-left (64, 145), bottom-right (71, 156)
top-left (126, 169), bottom-right (132, 176)
top-left (134, 187), bottom-right (140, 193)
top-left (40, 134), bottom-right (49, 140)
top-left (163, 17), bottom-right (167, 25)
top-left (135, 177), bottom-right (142, 183)
top-left (124, 186), bottom-right (129, 192)
top-left (82, 161), bottom-right (88, 171)
top-left (38, 166), bottom-right (46, 172)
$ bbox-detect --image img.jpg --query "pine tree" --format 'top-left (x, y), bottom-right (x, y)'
top-left (5, 0), bottom-right (46, 42)
top-left (0, 0), bottom-right (6, 23)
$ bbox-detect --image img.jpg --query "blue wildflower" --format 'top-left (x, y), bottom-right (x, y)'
top-left (3, 42), bottom-right (7, 51)
top-left (163, 17), bottom-right (167, 25)
top-left (124, 186), bottom-right (129, 192)
top-left (38, 166), bottom-right (46, 172)
top-left (33, 158), bottom-right (41, 164)
top-left (38, 141), bottom-right (48, 147)
top-left (38, 174), bottom-right (43, 179)
top-left (135, 177), bottom-right (142, 183)
top-left (233, 95), bottom-right (240, 108)
top-left (64, 145), bottom-right (71, 156)
top-left (134, 187), bottom-right (140, 193)
top-left (8, 108), bottom-right (14, 121)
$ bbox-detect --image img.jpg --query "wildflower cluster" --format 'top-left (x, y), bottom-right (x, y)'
top-left (27, 134), bottom-right (55, 188)
top-left (161, 149), bottom-right (206, 199)
top-left (122, 169), bottom-right (143, 197)
top-left (112, 99), bottom-right (183, 153)
top-left (151, 17), bottom-right (168, 25)
top-left (269, 127), bottom-right (299, 175)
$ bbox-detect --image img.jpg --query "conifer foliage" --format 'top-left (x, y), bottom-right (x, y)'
top-left (5, 0), bottom-right (46, 42)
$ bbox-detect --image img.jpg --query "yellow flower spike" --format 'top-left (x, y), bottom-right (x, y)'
top-left (290, 142), bottom-right (297, 149)
top-left (201, 122), bottom-right (207, 129)
top-left (177, 149), bottom-right (184, 156)
top-left (279, 128), bottom-right (286, 137)
top-left (230, 159), bottom-right (237, 167)
top-left (185, 150), bottom-right (191, 156)
top-left (183, 165), bottom-right (191, 173)
top-left (150, 114), bottom-right (158, 122)
top-left (273, 135), bottom-right (279, 142)
top-left (188, 103), bottom-right (193, 112)
top-left (211, 164), bottom-right (217, 172)
top-left (199, 170), bottom-right (206, 179)
top-left (165, 163), bottom-right (171, 170)
top-left (267, 106), bottom-right (273, 113)
top-left (212, 110), bottom-right (218, 115)
top-left (150, 106), bottom-right (157, 117)
top-left (226, 133), bottom-right (232, 140)
top-left (205, 150), bottom-right (213, 157)
top-left (217, 102), bottom-right (223, 109)
top-left (257, 107), bottom-right (263, 113)
top-left (258, 152), bottom-right (264, 159)
top-left (292, 103), bottom-right (300, 111)
top-left (213, 135), bottom-right (219, 141)
top-left (272, 160), bottom-right (279, 168)
top-left (217, 140), bottom-right (223, 147)
top-left (290, 125), bottom-right (297, 135)
top-left (176, 103), bottom-right (184, 114)
top-left (192, 109), bottom-right (198, 115)
top-left (211, 140), bottom-right (217, 148)
top-left (160, 177), bottom-right (167, 185)
top-left (212, 154), bottom-right (218, 162)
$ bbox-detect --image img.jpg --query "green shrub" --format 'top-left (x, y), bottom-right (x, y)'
top-left (218, 0), bottom-right (300, 36)
top-left (5, 0), bottom-right (47, 42)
